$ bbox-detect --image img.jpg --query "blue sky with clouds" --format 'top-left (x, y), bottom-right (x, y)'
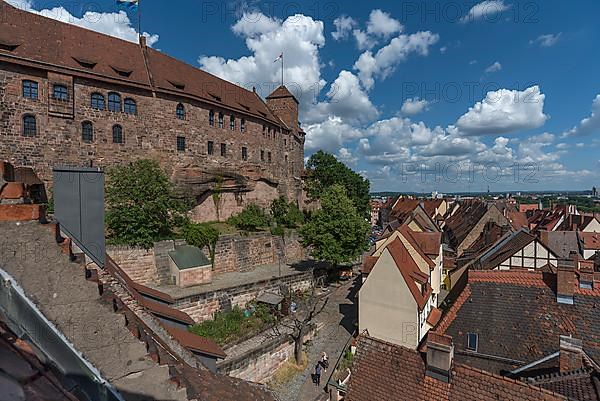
top-left (7, 0), bottom-right (600, 193)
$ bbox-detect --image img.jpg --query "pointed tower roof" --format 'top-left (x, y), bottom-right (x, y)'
top-left (266, 85), bottom-right (298, 104)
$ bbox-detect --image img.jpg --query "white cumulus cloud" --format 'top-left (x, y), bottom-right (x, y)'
top-left (485, 61), bottom-right (502, 73)
top-left (562, 94), bottom-right (600, 137)
top-left (354, 31), bottom-right (439, 90)
top-left (5, 0), bottom-right (159, 46)
top-left (401, 98), bottom-right (431, 115)
top-left (199, 12), bottom-right (326, 111)
top-left (366, 9), bottom-right (403, 38)
top-left (460, 0), bottom-right (510, 23)
top-left (530, 33), bottom-right (562, 47)
top-left (455, 86), bottom-right (548, 135)
top-left (331, 15), bottom-right (357, 40)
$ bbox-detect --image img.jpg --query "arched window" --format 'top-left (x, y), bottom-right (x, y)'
top-left (176, 103), bottom-right (185, 120)
top-left (124, 98), bottom-right (137, 114)
top-left (82, 121), bottom-right (93, 143)
top-left (112, 124), bottom-right (123, 144)
top-left (230, 115), bottom-right (235, 130)
top-left (208, 109), bottom-right (215, 126)
top-left (52, 84), bottom-right (68, 101)
top-left (108, 92), bottom-right (121, 112)
top-left (22, 115), bottom-right (36, 137)
top-left (22, 80), bottom-right (38, 99)
top-left (218, 112), bottom-right (224, 128)
top-left (240, 118), bottom-right (246, 133)
top-left (91, 93), bottom-right (105, 110)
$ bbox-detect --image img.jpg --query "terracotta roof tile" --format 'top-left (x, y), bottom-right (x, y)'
top-left (164, 326), bottom-right (226, 359)
top-left (345, 335), bottom-right (566, 401)
top-left (386, 238), bottom-right (432, 310)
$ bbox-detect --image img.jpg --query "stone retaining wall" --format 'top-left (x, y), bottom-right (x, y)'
top-left (175, 271), bottom-right (313, 323)
top-left (210, 231), bottom-right (304, 275)
top-left (107, 245), bottom-right (158, 285)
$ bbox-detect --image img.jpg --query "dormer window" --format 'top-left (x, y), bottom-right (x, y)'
top-left (111, 66), bottom-right (132, 77)
top-left (176, 103), bottom-right (185, 120)
top-left (168, 80), bottom-right (185, 90)
top-left (73, 57), bottom-right (97, 69)
top-left (0, 41), bottom-right (20, 52)
top-left (467, 333), bottom-right (478, 352)
top-left (52, 84), bottom-right (68, 101)
top-left (209, 92), bottom-right (221, 102)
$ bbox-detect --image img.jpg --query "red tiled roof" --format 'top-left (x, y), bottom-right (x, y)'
top-left (582, 232), bottom-right (600, 250)
top-left (345, 335), bottom-right (565, 401)
top-left (508, 211), bottom-right (529, 230)
top-left (139, 297), bottom-right (195, 326)
top-left (399, 225), bottom-right (436, 269)
top-left (520, 204), bottom-right (540, 213)
top-left (406, 230), bottom-right (441, 257)
top-left (387, 238), bottom-right (432, 310)
top-left (164, 326), bottom-right (226, 359)
top-left (0, 2), bottom-right (285, 128)
top-left (475, 229), bottom-right (537, 270)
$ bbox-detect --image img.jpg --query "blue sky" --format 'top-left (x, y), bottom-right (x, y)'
top-left (7, 0), bottom-right (600, 193)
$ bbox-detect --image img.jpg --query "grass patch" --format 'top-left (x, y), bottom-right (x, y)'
top-left (206, 221), bottom-right (239, 235)
top-left (188, 304), bottom-right (274, 347)
top-left (268, 352), bottom-right (308, 388)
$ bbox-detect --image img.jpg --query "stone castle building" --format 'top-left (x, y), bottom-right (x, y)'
top-left (0, 2), bottom-right (305, 221)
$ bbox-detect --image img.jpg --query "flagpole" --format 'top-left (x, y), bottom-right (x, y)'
top-left (281, 52), bottom-right (284, 86)
top-left (138, 0), bottom-right (141, 40)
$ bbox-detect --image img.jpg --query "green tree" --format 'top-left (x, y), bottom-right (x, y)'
top-left (183, 222), bottom-right (220, 267)
top-left (304, 150), bottom-right (370, 218)
top-left (270, 197), bottom-right (304, 228)
top-left (228, 204), bottom-right (270, 231)
top-left (105, 159), bottom-right (185, 248)
top-left (300, 184), bottom-right (370, 266)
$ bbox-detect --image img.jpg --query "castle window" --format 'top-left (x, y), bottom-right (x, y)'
top-left (22, 80), bottom-right (38, 99)
top-left (262, 125), bottom-right (266, 135)
top-left (241, 147), bottom-right (248, 161)
top-left (284, 139), bottom-right (287, 146)
top-left (207, 141), bottom-right (214, 155)
top-left (285, 155), bottom-right (288, 163)
top-left (261, 150), bottom-right (265, 162)
top-left (220, 143), bottom-right (226, 157)
top-left (81, 121), bottom-right (93, 143)
top-left (91, 93), bottom-right (105, 110)
top-left (108, 92), bottom-right (121, 112)
top-left (218, 112), bottom-right (224, 128)
top-left (176, 103), bottom-right (185, 120)
top-left (209, 110), bottom-right (215, 126)
top-left (124, 98), bottom-right (137, 114)
top-left (240, 118), bottom-right (245, 133)
top-left (22, 115), bottom-right (36, 137)
top-left (230, 115), bottom-right (235, 130)
top-left (52, 84), bottom-right (68, 101)
top-left (112, 124), bottom-right (123, 144)
top-left (267, 151), bottom-right (272, 163)
top-left (176, 136), bottom-right (186, 152)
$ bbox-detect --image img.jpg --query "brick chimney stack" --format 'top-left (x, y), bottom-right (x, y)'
top-left (425, 332), bottom-right (454, 383)
top-left (557, 259), bottom-right (576, 305)
top-left (559, 335), bottom-right (583, 372)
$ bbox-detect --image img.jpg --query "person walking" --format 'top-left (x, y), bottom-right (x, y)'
top-left (315, 361), bottom-right (322, 386)
top-left (321, 352), bottom-right (329, 371)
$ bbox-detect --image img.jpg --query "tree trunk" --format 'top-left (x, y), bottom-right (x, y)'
top-left (294, 335), bottom-right (303, 365)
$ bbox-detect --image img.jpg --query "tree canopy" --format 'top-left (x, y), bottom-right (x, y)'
top-left (304, 150), bottom-right (370, 218)
top-left (227, 204), bottom-right (270, 231)
top-left (270, 197), bottom-right (304, 228)
top-left (105, 159), bottom-right (186, 248)
top-left (300, 184), bottom-right (370, 266)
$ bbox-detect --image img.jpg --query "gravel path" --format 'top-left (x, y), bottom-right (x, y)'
top-left (272, 277), bottom-right (358, 401)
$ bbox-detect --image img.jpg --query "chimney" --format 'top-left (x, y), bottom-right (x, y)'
top-left (425, 332), bottom-right (454, 383)
top-left (557, 259), bottom-right (576, 305)
top-left (559, 335), bottom-right (583, 372)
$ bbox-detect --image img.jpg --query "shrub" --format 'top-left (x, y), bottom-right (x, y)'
top-left (105, 159), bottom-right (187, 248)
top-left (227, 204), bottom-right (270, 231)
top-left (270, 197), bottom-right (304, 228)
top-left (183, 222), bottom-right (219, 266)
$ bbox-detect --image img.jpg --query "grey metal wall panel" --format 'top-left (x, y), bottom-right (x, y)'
top-left (53, 167), bottom-right (105, 267)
